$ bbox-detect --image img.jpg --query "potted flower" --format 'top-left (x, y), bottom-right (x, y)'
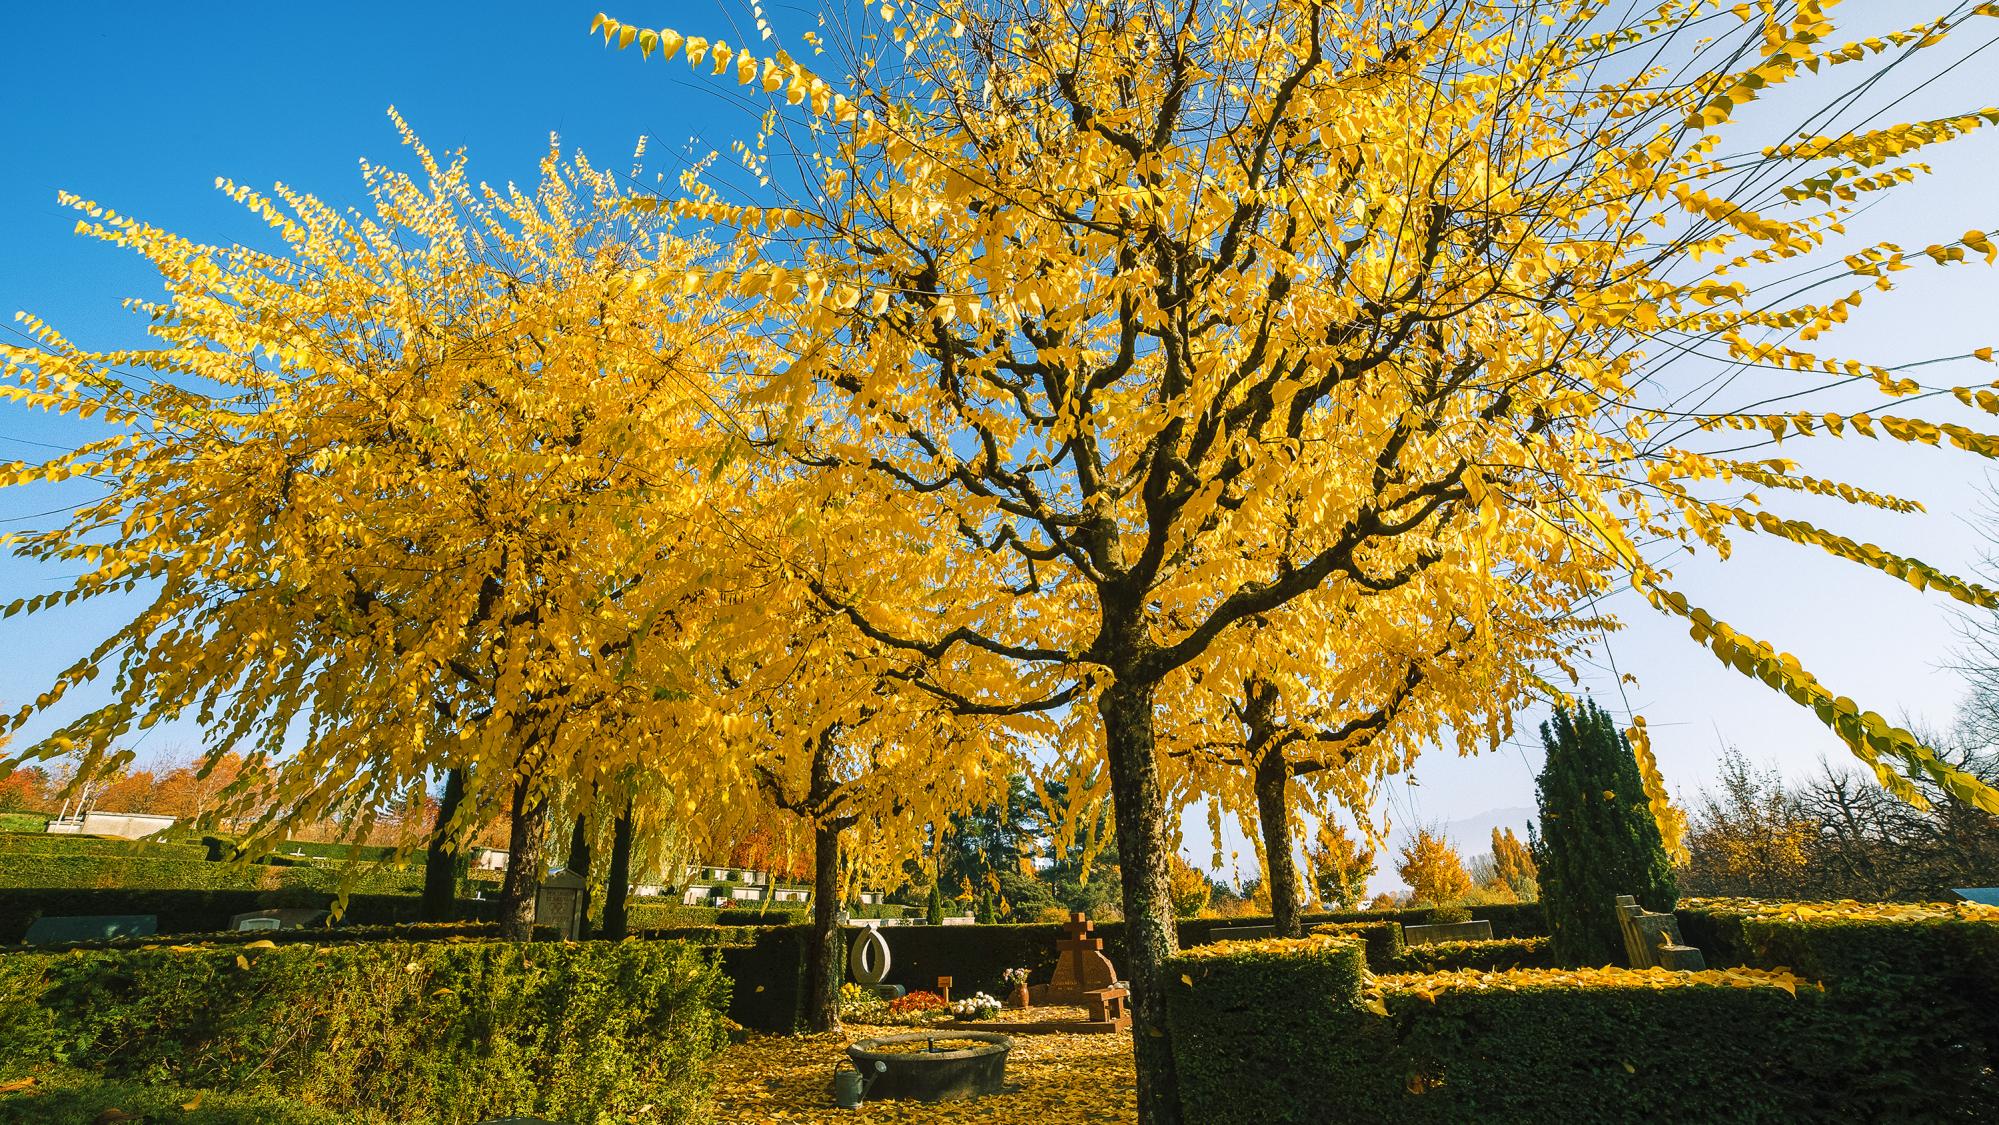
top-left (1002, 967), bottom-right (1031, 1009)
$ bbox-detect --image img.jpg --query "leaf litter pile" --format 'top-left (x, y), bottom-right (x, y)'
top-left (712, 1025), bottom-right (1136, 1123)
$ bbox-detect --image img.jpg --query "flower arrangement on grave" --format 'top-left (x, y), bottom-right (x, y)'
top-left (950, 992), bottom-right (1003, 1021)
top-left (838, 981), bottom-right (889, 1023)
top-left (886, 990), bottom-right (950, 1018)
top-left (1002, 967), bottom-right (1030, 987)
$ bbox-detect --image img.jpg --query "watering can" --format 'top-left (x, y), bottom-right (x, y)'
top-left (833, 1059), bottom-right (887, 1108)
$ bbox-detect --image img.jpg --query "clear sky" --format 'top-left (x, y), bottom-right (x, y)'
top-left (4, 2), bottom-right (1998, 884)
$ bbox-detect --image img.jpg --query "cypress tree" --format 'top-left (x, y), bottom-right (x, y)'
top-left (926, 881), bottom-right (945, 926)
top-left (1533, 700), bottom-right (1677, 967)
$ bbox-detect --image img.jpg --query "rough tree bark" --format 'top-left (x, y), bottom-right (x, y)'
top-left (1254, 751), bottom-right (1304, 939)
top-left (1098, 672), bottom-right (1183, 1125)
top-left (1241, 680), bottom-right (1304, 938)
top-left (497, 775), bottom-right (550, 942)
top-left (421, 766), bottom-right (467, 922)
top-left (805, 821), bottom-right (845, 1032)
top-left (601, 796), bottom-right (635, 940)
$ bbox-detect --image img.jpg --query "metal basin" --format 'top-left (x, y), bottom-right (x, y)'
top-left (847, 1031), bottom-right (1013, 1102)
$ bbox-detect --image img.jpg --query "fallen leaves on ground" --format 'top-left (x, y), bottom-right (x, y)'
top-left (711, 1022), bottom-right (1136, 1123)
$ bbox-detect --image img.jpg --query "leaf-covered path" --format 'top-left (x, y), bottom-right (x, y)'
top-left (711, 1028), bottom-right (1136, 1123)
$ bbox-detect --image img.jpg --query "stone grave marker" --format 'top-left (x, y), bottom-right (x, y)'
top-left (1615, 895), bottom-right (1705, 970)
top-left (1030, 912), bottom-right (1121, 1007)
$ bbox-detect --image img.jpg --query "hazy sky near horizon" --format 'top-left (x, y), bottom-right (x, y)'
top-left (3, 1), bottom-right (1998, 883)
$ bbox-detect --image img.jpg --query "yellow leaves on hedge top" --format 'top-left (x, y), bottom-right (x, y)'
top-left (1173, 932), bottom-right (1363, 962)
top-left (1682, 897), bottom-right (1999, 924)
top-left (1382, 966), bottom-right (1816, 999)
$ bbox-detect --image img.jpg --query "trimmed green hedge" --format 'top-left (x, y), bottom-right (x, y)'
top-left (0, 835), bottom-right (211, 860)
top-left (0, 938), bottom-right (728, 1124)
top-left (0, 816), bottom-right (49, 834)
top-left (1382, 936), bottom-right (1555, 974)
top-left (7, 920), bottom-right (502, 954)
top-left (0, 888), bottom-right (495, 944)
top-left (1165, 927), bottom-right (1999, 1123)
top-left (1166, 935), bottom-right (1379, 1124)
top-left (1679, 900), bottom-right (1999, 1088)
top-left (625, 901), bottom-right (727, 930)
top-left (0, 853), bottom-right (426, 896)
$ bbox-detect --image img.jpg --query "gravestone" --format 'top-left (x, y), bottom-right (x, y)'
top-left (229, 907), bottom-right (330, 931)
top-left (1615, 895), bottom-right (1705, 970)
top-left (1203, 924), bottom-right (1276, 943)
top-left (1030, 912), bottom-right (1121, 1007)
top-left (22, 915), bottom-right (156, 945)
top-left (1402, 918), bottom-right (1494, 946)
top-left (535, 869), bottom-right (587, 940)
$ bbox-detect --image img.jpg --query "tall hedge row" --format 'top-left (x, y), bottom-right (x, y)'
top-left (1165, 919), bottom-right (1999, 1123)
top-left (0, 938), bottom-right (729, 1124)
top-left (0, 888), bottom-right (496, 944)
top-left (0, 835), bottom-right (212, 860)
top-left (0, 853), bottom-right (427, 895)
top-left (1678, 901), bottom-right (1999, 1090)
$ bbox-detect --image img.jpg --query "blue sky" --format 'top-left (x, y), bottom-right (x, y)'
top-left (4, 2), bottom-right (1999, 882)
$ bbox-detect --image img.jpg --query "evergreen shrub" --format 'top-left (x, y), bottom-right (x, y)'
top-left (1533, 701), bottom-right (1676, 966)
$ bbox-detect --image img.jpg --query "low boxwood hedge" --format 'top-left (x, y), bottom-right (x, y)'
top-left (0, 937), bottom-right (729, 1124)
top-left (1381, 936), bottom-right (1555, 974)
top-left (1165, 925), bottom-right (1999, 1124)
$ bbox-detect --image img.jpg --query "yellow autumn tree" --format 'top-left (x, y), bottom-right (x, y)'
top-left (1489, 827), bottom-right (1540, 901)
top-left (1307, 820), bottom-right (1378, 912)
top-left (1159, 549), bottom-right (1596, 936)
top-left (1398, 828), bottom-right (1474, 906)
top-left (0, 118), bottom-right (747, 937)
top-left (588, 3), bottom-right (1999, 1116)
top-left (687, 550), bottom-right (1023, 1030)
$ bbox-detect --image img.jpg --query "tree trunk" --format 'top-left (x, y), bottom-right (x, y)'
top-left (1254, 751), bottom-right (1304, 938)
top-left (804, 822), bottom-right (844, 1032)
top-left (566, 811), bottom-right (593, 940)
top-left (422, 767), bottom-right (467, 922)
top-left (602, 797), bottom-right (635, 940)
top-left (497, 774), bottom-right (549, 942)
top-left (1098, 673), bottom-right (1183, 1125)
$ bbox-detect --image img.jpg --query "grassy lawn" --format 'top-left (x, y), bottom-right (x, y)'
top-left (714, 1023), bottom-right (1136, 1123)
